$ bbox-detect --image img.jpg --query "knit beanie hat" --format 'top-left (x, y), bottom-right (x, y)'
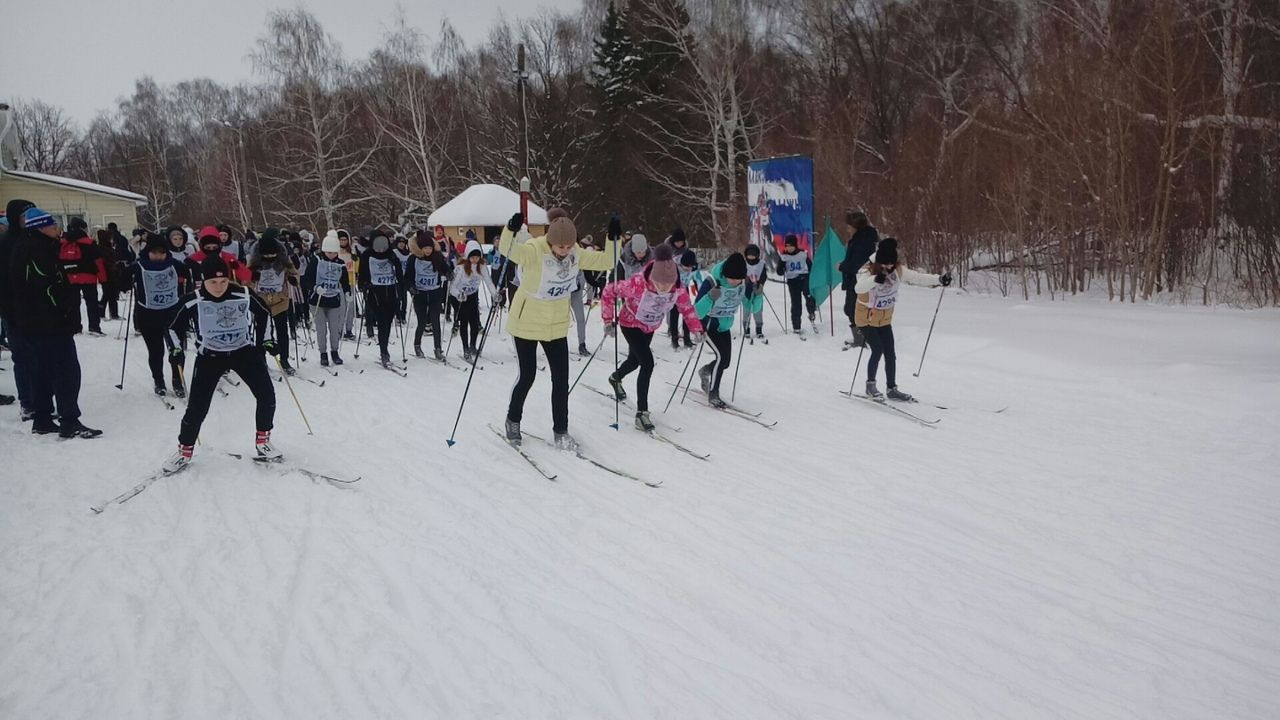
top-left (721, 252), bottom-right (748, 280)
top-left (679, 249), bottom-right (698, 268)
top-left (322, 230), bottom-right (340, 253)
top-left (201, 255), bottom-right (230, 280)
top-left (648, 244), bottom-right (678, 287)
top-left (372, 235), bottom-right (390, 253)
top-left (22, 207), bottom-right (56, 230)
top-left (257, 228), bottom-right (281, 255)
top-left (465, 239), bottom-right (483, 258)
top-left (198, 225), bottom-right (222, 246)
top-left (874, 237), bottom-right (899, 265)
top-left (670, 227), bottom-right (686, 246)
top-left (629, 234), bottom-right (649, 255)
top-left (784, 234), bottom-right (798, 248)
top-left (745, 244), bottom-right (760, 260)
top-left (143, 233), bottom-right (168, 254)
top-left (547, 207), bottom-right (569, 222)
top-left (547, 216), bottom-right (577, 248)
top-left (337, 229), bottom-right (350, 240)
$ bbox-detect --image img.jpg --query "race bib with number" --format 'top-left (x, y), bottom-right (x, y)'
top-left (316, 260), bottom-right (342, 297)
top-left (369, 257), bottom-right (396, 286)
top-left (197, 295), bottom-right (252, 352)
top-left (256, 268), bottom-right (284, 293)
top-left (414, 261), bottom-right (441, 291)
top-left (868, 274), bottom-right (899, 310)
top-left (709, 285), bottom-right (744, 319)
top-left (634, 290), bottom-right (675, 327)
top-left (141, 266), bottom-right (179, 310)
top-left (533, 254), bottom-right (578, 300)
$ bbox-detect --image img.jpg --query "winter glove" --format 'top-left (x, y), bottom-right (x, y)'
top-left (169, 347), bottom-right (185, 365)
top-left (507, 213), bottom-right (524, 232)
top-left (604, 323), bottom-right (617, 338)
top-left (607, 215), bottom-right (622, 242)
top-left (263, 339), bottom-right (280, 356)
top-left (939, 272), bottom-right (952, 287)
top-left (874, 272), bottom-right (887, 284)
top-left (709, 287), bottom-right (722, 300)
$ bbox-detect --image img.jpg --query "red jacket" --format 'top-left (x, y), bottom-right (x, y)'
top-left (58, 235), bottom-right (107, 286)
top-left (187, 249), bottom-right (252, 284)
top-left (601, 269), bottom-right (703, 334)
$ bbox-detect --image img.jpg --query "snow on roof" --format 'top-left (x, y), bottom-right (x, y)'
top-left (427, 184), bottom-right (548, 228)
top-left (3, 169), bottom-right (149, 206)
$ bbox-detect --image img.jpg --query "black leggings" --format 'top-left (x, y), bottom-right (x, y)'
top-left (271, 312), bottom-right (291, 364)
top-left (140, 328), bottom-right (180, 386)
top-left (667, 306), bottom-right (691, 342)
top-left (179, 349), bottom-right (275, 446)
top-left (80, 285), bottom-right (102, 331)
top-left (412, 291), bottom-right (443, 350)
top-left (508, 336), bottom-right (570, 433)
top-left (457, 294), bottom-right (481, 351)
top-left (700, 327), bottom-right (733, 395)
top-left (862, 324), bottom-right (896, 387)
top-left (615, 325), bottom-right (655, 411)
top-left (787, 276), bottom-right (816, 330)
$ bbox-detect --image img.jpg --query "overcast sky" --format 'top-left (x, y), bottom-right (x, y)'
top-left (3, 0), bottom-right (581, 125)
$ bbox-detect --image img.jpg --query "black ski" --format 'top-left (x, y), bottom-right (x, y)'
top-left (90, 463), bottom-right (190, 514)
top-left (523, 430), bottom-right (662, 488)
top-left (583, 385), bottom-right (684, 432)
top-left (645, 430), bottom-right (709, 461)
top-left (223, 451), bottom-right (361, 485)
top-left (488, 424), bottom-right (558, 481)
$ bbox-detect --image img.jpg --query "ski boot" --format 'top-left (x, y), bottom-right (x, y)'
top-left (671, 336), bottom-right (680, 350)
top-left (255, 431), bottom-right (283, 462)
top-left (434, 348), bottom-right (445, 362)
top-left (59, 419), bottom-right (103, 439)
top-left (707, 392), bottom-right (727, 409)
top-left (163, 444), bottom-right (194, 474)
top-left (320, 352), bottom-right (330, 367)
top-left (172, 374), bottom-right (186, 399)
top-left (20, 406), bottom-right (35, 422)
top-left (154, 383), bottom-right (167, 397)
top-left (578, 342), bottom-right (590, 357)
top-left (414, 345), bottom-right (425, 359)
top-left (281, 359), bottom-right (296, 376)
top-left (463, 348), bottom-right (473, 363)
top-left (31, 417), bottom-right (60, 435)
top-left (684, 337), bottom-right (694, 348)
top-left (865, 381), bottom-right (885, 402)
top-left (504, 418), bottom-right (522, 446)
top-left (808, 310), bottom-right (816, 323)
top-left (379, 351), bottom-right (392, 367)
top-left (0, 394), bottom-right (13, 406)
top-left (343, 332), bottom-right (356, 341)
top-left (699, 364), bottom-right (713, 393)
top-left (635, 411), bottom-right (655, 432)
top-left (608, 373), bottom-right (628, 401)
top-left (331, 352), bottom-right (344, 365)
top-left (886, 386), bottom-right (914, 402)
top-left (553, 432), bottom-right (580, 452)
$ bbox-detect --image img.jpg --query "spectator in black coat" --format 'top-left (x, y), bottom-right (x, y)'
top-left (838, 210), bottom-right (879, 348)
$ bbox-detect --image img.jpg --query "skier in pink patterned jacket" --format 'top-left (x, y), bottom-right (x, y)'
top-left (601, 244), bottom-right (704, 432)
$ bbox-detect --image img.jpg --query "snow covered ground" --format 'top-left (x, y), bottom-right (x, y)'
top-left (2, 285), bottom-right (1278, 719)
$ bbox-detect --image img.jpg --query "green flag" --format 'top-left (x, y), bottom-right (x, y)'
top-left (809, 223), bottom-right (843, 307)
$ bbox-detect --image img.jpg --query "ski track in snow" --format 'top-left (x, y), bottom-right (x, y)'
top-left (2, 287), bottom-right (1279, 719)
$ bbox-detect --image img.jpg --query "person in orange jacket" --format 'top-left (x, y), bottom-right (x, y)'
top-left (58, 218), bottom-right (108, 335)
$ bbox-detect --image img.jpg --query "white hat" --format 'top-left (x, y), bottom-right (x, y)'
top-left (322, 230), bottom-right (340, 253)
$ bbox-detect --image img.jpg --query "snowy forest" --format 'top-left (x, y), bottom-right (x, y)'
top-left (11, 0), bottom-right (1280, 305)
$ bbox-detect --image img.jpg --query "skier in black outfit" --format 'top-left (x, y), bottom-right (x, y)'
top-left (7, 206), bottom-right (102, 438)
top-left (838, 210), bottom-right (879, 348)
top-left (164, 255), bottom-right (279, 473)
top-left (777, 234), bottom-right (817, 335)
top-left (1, 199), bottom-right (36, 414)
top-left (131, 233), bottom-right (191, 397)
top-left (357, 230), bottom-right (405, 366)
top-left (403, 230), bottom-right (452, 361)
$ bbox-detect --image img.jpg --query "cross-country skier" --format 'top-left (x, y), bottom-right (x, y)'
top-left (393, 235), bottom-right (411, 324)
top-left (163, 255), bottom-right (279, 472)
top-left (131, 232), bottom-right (191, 397)
top-left (693, 252), bottom-right (748, 408)
top-left (778, 234), bottom-right (817, 335)
top-left (449, 239), bottom-right (496, 363)
top-left (602, 244), bottom-right (704, 431)
top-left (853, 237), bottom-right (951, 402)
top-left (497, 210), bottom-right (619, 450)
top-left (741, 243), bottom-right (769, 342)
top-left (357, 230), bottom-right (405, 367)
top-left (336, 230), bottom-right (358, 340)
top-left (302, 231), bottom-right (352, 366)
top-left (164, 226), bottom-right (195, 263)
top-left (187, 226), bottom-right (251, 285)
top-left (247, 229), bottom-right (300, 375)
top-left (404, 230), bottom-right (452, 361)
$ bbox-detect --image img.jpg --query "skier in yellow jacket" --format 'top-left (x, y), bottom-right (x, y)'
top-left (498, 209), bottom-right (619, 450)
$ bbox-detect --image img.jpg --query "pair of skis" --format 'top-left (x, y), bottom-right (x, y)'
top-left (663, 382), bottom-right (778, 429)
top-left (488, 424), bottom-right (663, 487)
top-left (582, 385), bottom-right (708, 461)
top-left (90, 452), bottom-right (359, 515)
top-left (838, 390), bottom-right (940, 427)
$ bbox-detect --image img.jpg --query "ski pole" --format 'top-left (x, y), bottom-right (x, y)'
top-left (663, 335), bottom-right (700, 413)
top-left (354, 295), bottom-right (368, 359)
top-left (848, 343), bottom-right (866, 396)
top-left (762, 283), bottom-right (786, 333)
top-left (276, 354), bottom-right (313, 435)
top-left (397, 312), bottom-right (407, 364)
top-left (913, 287), bottom-right (946, 378)
top-left (568, 335), bottom-right (607, 396)
top-left (731, 325), bottom-right (748, 401)
top-left (292, 313), bottom-right (302, 364)
top-left (611, 238), bottom-right (620, 430)
top-left (443, 314), bottom-right (458, 359)
top-left (448, 197), bottom-right (525, 447)
top-left (114, 294), bottom-right (135, 390)
top-left (679, 339), bottom-right (706, 406)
